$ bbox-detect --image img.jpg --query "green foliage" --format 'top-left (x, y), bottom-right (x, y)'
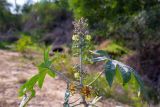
top-left (91, 50), bottom-right (145, 95)
top-left (19, 74), bottom-right (39, 97)
top-left (0, 0), bottom-right (21, 32)
top-left (19, 49), bottom-right (56, 106)
top-left (16, 35), bottom-right (32, 52)
top-left (19, 49), bottom-right (145, 107)
top-left (21, 1), bottom-right (71, 41)
top-left (68, 0), bottom-right (159, 36)
top-left (19, 18), bottom-right (145, 107)
top-left (0, 41), bottom-right (11, 49)
top-left (72, 34), bottom-right (94, 64)
top-left (105, 42), bottom-right (130, 58)
top-left (91, 50), bottom-right (109, 57)
top-left (105, 60), bottom-right (116, 87)
top-left (0, 0), bottom-right (11, 31)
top-left (83, 73), bottom-right (146, 107)
top-left (117, 65), bottom-right (131, 85)
top-left (0, 0), bottom-right (155, 104)
top-left (37, 50), bottom-right (56, 87)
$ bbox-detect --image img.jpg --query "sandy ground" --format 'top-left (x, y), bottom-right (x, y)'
top-left (0, 49), bottom-right (130, 107)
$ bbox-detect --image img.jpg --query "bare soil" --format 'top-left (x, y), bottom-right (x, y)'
top-left (0, 49), bottom-right (130, 107)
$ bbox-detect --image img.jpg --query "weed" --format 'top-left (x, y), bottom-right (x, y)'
top-left (19, 18), bottom-right (146, 107)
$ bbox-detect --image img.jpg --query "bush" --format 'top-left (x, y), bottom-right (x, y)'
top-left (16, 35), bottom-right (32, 52)
top-left (19, 18), bottom-right (145, 107)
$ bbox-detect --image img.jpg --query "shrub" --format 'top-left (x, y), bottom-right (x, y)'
top-left (16, 35), bottom-right (32, 53)
top-left (18, 18), bottom-right (146, 107)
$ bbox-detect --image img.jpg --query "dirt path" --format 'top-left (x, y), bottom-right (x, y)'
top-left (0, 49), bottom-right (130, 107)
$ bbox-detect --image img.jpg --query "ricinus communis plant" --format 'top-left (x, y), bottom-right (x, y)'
top-left (19, 18), bottom-right (146, 107)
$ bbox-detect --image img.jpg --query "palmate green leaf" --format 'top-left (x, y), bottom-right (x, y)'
top-left (37, 65), bottom-right (55, 88)
top-left (42, 49), bottom-right (53, 69)
top-left (38, 66), bottom-right (56, 78)
top-left (115, 65), bottom-right (123, 84)
top-left (132, 71), bottom-right (144, 89)
top-left (112, 60), bottom-right (145, 96)
top-left (46, 68), bottom-right (56, 78)
top-left (112, 60), bottom-right (134, 85)
top-left (92, 56), bottom-right (108, 62)
top-left (36, 49), bottom-right (56, 88)
top-left (44, 49), bottom-right (50, 62)
top-left (38, 71), bottom-right (46, 88)
top-left (132, 71), bottom-right (145, 97)
top-left (104, 60), bottom-right (116, 87)
top-left (40, 60), bottom-right (52, 69)
top-left (91, 50), bottom-right (145, 95)
top-left (90, 50), bottom-right (110, 57)
top-left (116, 64), bottom-right (131, 85)
top-left (19, 74), bottom-right (39, 97)
top-left (90, 50), bottom-right (110, 63)
top-left (19, 49), bottom-right (55, 96)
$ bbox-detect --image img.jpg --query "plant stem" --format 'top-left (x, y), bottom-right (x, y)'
top-left (69, 97), bottom-right (81, 105)
top-left (87, 71), bottom-right (104, 86)
top-left (19, 93), bottom-right (34, 107)
top-left (80, 36), bottom-right (83, 85)
top-left (49, 67), bottom-right (71, 84)
top-left (79, 35), bottom-right (88, 107)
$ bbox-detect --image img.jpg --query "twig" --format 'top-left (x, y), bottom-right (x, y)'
top-left (69, 97), bottom-right (81, 105)
top-left (71, 103), bottom-right (83, 107)
top-left (87, 71), bottom-right (104, 86)
top-left (49, 66), bottom-right (71, 84)
top-left (88, 104), bottom-right (98, 107)
top-left (71, 101), bottom-right (88, 107)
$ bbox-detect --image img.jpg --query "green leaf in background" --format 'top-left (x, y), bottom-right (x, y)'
top-left (104, 60), bottom-right (116, 87)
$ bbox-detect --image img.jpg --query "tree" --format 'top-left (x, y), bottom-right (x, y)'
top-left (0, 0), bottom-right (12, 32)
top-left (68, 0), bottom-right (159, 37)
top-left (0, 0), bottom-right (21, 33)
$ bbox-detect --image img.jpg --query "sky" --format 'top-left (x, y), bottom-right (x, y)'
top-left (7, 0), bottom-right (40, 13)
top-left (7, 0), bottom-right (38, 6)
